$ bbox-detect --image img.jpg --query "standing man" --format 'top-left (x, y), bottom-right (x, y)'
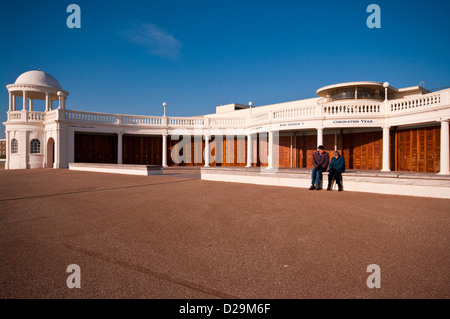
top-left (309, 145), bottom-right (329, 190)
top-left (327, 151), bottom-right (345, 191)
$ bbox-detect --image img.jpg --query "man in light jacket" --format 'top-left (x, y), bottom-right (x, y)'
top-left (327, 150), bottom-right (345, 191)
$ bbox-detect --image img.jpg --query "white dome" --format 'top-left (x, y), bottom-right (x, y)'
top-left (14, 70), bottom-right (62, 90)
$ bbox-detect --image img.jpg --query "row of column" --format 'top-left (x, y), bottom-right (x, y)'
top-left (114, 120), bottom-right (450, 174)
top-left (8, 91), bottom-right (66, 112)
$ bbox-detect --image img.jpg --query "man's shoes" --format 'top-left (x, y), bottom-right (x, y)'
top-left (327, 184), bottom-right (331, 191)
top-left (308, 185), bottom-right (315, 190)
top-left (338, 185), bottom-right (343, 192)
top-left (315, 185), bottom-right (322, 190)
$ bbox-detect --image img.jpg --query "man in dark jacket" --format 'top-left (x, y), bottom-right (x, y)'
top-left (327, 150), bottom-right (345, 191)
top-left (309, 145), bottom-right (329, 190)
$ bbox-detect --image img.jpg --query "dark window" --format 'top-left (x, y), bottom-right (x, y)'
top-left (11, 139), bottom-right (18, 154)
top-left (30, 139), bottom-right (41, 154)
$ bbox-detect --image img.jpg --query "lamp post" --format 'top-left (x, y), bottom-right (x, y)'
top-left (249, 101), bottom-right (253, 116)
top-left (383, 82), bottom-right (389, 102)
top-left (163, 102), bottom-right (167, 117)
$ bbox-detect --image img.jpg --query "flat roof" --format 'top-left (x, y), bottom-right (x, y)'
top-left (316, 81), bottom-right (397, 97)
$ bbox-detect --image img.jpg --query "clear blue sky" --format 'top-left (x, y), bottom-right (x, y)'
top-left (1, 0), bottom-right (450, 138)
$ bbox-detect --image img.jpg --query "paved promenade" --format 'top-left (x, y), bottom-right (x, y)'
top-left (0, 167), bottom-right (449, 299)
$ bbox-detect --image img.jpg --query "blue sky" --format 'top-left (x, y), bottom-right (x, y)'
top-left (1, 0), bottom-right (450, 138)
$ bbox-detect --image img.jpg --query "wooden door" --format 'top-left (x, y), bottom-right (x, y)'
top-left (395, 126), bottom-right (440, 172)
top-left (74, 133), bottom-right (117, 164)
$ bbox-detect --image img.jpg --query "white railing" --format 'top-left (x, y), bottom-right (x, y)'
top-left (65, 110), bottom-right (118, 123)
top-left (122, 115), bottom-right (162, 125)
top-left (168, 117), bottom-right (204, 126)
top-left (7, 111), bottom-right (45, 122)
top-left (323, 102), bottom-right (381, 115)
top-left (8, 111), bottom-right (22, 121)
top-left (273, 105), bottom-right (316, 120)
top-left (7, 89), bottom-right (447, 129)
top-left (249, 112), bottom-right (269, 123)
top-left (390, 92), bottom-right (441, 113)
top-left (28, 111), bottom-right (45, 121)
top-left (209, 117), bottom-right (246, 126)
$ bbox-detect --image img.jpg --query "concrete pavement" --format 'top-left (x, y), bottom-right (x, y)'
top-left (1, 168), bottom-right (449, 299)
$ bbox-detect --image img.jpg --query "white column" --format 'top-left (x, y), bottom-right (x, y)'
top-left (12, 94), bottom-right (16, 111)
top-left (5, 131), bottom-right (9, 169)
top-left (43, 131), bottom-right (48, 168)
top-left (439, 120), bottom-right (449, 175)
top-left (246, 134), bottom-right (252, 167)
top-left (54, 129), bottom-right (61, 168)
top-left (8, 92), bottom-right (12, 111)
top-left (59, 128), bottom-right (67, 168)
top-left (20, 131), bottom-right (28, 169)
top-left (62, 96), bottom-right (66, 110)
top-left (117, 132), bottom-right (123, 164)
top-left (290, 133), bottom-right (293, 168)
top-left (317, 127), bottom-right (323, 147)
top-left (267, 131), bottom-right (273, 169)
top-left (67, 129), bottom-right (75, 164)
top-left (381, 126), bottom-right (390, 172)
top-left (334, 130), bottom-right (338, 151)
top-left (22, 91), bottom-right (27, 111)
top-left (45, 93), bottom-right (50, 111)
top-left (162, 133), bottom-right (168, 167)
top-left (204, 134), bottom-right (210, 167)
top-left (29, 99), bottom-right (33, 111)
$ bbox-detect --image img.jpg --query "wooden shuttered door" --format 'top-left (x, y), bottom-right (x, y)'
top-left (277, 136), bottom-right (291, 167)
top-left (291, 134), bottom-right (341, 168)
top-left (293, 134), bottom-right (316, 168)
top-left (167, 135), bottom-right (247, 167)
top-left (223, 136), bottom-right (247, 166)
top-left (342, 131), bottom-right (382, 170)
top-left (395, 126), bottom-right (440, 173)
top-left (74, 133), bottom-right (118, 164)
top-left (290, 131), bottom-right (381, 170)
top-left (123, 135), bottom-right (162, 165)
top-left (258, 133), bottom-right (268, 167)
top-left (206, 136), bottom-right (224, 167)
top-left (168, 136), bottom-right (204, 166)
top-left (248, 133), bottom-right (268, 167)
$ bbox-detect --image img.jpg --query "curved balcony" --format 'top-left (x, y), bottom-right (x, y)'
top-left (6, 89), bottom-right (449, 130)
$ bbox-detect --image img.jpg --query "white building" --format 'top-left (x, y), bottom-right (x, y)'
top-left (3, 70), bottom-right (450, 175)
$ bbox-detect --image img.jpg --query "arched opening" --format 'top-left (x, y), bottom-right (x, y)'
top-left (47, 138), bottom-right (55, 168)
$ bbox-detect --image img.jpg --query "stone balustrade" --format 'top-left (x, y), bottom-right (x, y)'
top-left (390, 92), bottom-right (442, 112)
top-left (6, 89), bottom-right (449, 129)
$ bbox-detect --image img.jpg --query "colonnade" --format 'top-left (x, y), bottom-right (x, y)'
top-left (112, 119), bottom-right (450, 174)
top-left (8, 90), bottom-right (67, 112)
top-left (6, 120), bottom-right (448, 173)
